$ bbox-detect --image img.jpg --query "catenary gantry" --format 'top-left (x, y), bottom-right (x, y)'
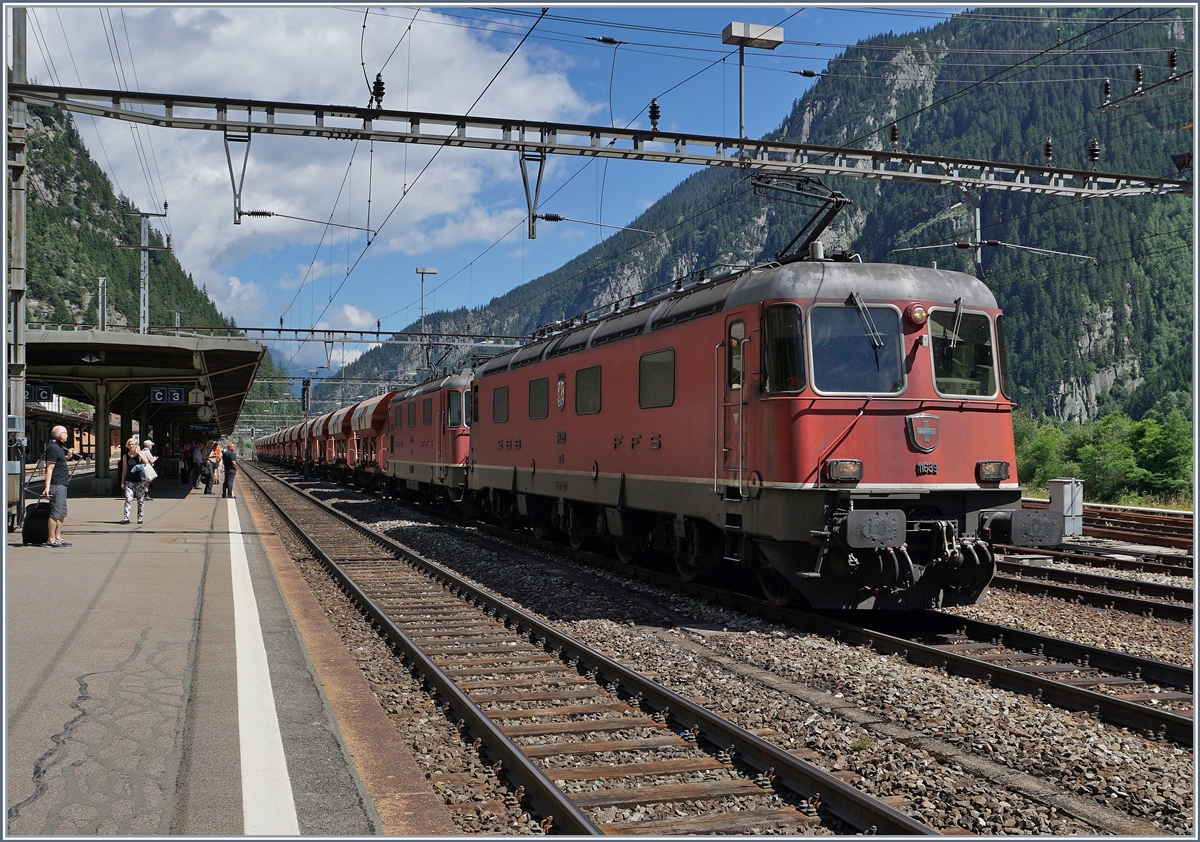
top-left (10, 84), bottom-right (1191, 200)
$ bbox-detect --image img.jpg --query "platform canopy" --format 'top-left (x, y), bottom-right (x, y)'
top-left (25, 329), bottom-right (265, 490)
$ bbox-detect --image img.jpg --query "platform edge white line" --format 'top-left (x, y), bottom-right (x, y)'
top-left (229, 498), bottom-right (300, 835)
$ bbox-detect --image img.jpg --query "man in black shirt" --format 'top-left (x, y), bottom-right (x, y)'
top-left (221, 444), bottom-right (238, 499)
top-left (41, 425), bottom-right (75, 547)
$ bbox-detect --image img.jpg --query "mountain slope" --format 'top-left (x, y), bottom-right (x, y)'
top-left (24, 104), bottom-right (231, 330)
top-left (330, 9), bottom-right (1194, 421)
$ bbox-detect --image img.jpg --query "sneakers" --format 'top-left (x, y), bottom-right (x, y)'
top-left (46, 540), bottom-right (72, 548)
top-left (120, 519), bottom-right (130, 524)
top-left (137, 519), bottom-right (143, 524)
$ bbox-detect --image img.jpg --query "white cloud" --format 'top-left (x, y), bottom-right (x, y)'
top-left (30, 6), bottom-right (599, 325)
top-left (204, 275), bottom-right (267, 326)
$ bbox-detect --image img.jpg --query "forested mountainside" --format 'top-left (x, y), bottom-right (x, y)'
top-left (23, 104), bottom-right (231, 330)
top-left (335, 7), bottom-right (1192, 423)
top-left (21, 104), bottom-right (302, 427)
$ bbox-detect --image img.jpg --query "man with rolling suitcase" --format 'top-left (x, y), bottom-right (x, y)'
top-left (39, 425), bottom-right (75, 548)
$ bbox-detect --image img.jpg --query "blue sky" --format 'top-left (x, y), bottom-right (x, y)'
top-left (16, 5), bottom-right (966, 374)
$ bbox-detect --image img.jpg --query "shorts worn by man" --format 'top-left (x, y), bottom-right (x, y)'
top-left (221, 445), bottom-right (238, 499)
top-left (41, 425), bottom-right (75, 548)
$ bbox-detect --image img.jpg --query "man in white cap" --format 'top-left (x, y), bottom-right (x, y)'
top-left (41, 425), bottom-right (75, 547)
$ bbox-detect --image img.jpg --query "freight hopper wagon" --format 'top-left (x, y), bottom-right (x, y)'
top-left (468, 259), bottom-right (1063, 609)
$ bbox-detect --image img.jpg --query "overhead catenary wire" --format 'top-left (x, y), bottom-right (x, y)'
top-left (52, 9), bottom-right (124, 199)
top-left (377, 7), bottom-right (805, 328)
top-left (118, 8), bottom-right (170, 234)
top-left (285, 8), bottom-right (550, 371)
top-left (343, 7), bottom-right (1179, 76)
top-left (829, 8), bottom-right (1159, 155)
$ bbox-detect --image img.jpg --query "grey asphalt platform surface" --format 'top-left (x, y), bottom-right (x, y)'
top-left (4, 474), bottom-right (396, 835)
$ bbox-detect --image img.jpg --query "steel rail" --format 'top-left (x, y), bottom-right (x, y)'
top-left (756, 610), bottom-right (1194, 746)
top-left (997, 544), bottom-right (1193, 578)
top-left (991, 572), bottom-right (1194, 622)
top-left (450, 513), bottom-right (1196, 746)
top-left (996, 560), bottom-right (1192, 603)
top-left (242, 467), bottom-right (602, 835)
top-left (894, 612), bottom-right (1194, 692)
top-left (11, 83), bottom-right (1191, 198)
top-left (246, 464), bottom-right (938, 835)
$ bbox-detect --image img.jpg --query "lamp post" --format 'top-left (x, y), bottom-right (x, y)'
top-left (416, 267), bottom-right (437, 374)
top-left (721, 22), bottom-right (785, 144)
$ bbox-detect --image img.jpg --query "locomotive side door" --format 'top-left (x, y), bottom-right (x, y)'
top-left (720, 317), bottom-right (749, 491)
top-left (436, 391), bottom-right (446, 480)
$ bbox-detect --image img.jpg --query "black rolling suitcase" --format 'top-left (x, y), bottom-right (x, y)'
top-left (22, 500), bottom-right (51, 545)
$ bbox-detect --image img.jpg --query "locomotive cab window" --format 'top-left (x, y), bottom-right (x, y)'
top-left (448, 390), bottom-right (462, 427)
top-left (810, 303), bottom-right (904, 394)
top-left (929, 309), bottom-right (996, 397)
top-left (763, 305), bottom-right (806, 393)
top-left (575, 365), bottom-right (601, 415)
top-left (529, 377), bottom-right (549, 419)
top-left (465, 389), bottom-right (473, 427)
top-left (493, 386), bottom-right (509, 423)
top-left (407, 402), bottom-right (416, 427)
top-left (727, 321), bottom-right (746, 390)
top-left (423, 397), bottom-right (433, 425)
top-left (639, 349), bottom-right (675, 408)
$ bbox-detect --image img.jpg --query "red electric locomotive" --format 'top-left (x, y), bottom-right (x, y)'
top-left (385, 371), bottom-right (473, 503)
top-left (466, 257), bottom-right (1063, 609)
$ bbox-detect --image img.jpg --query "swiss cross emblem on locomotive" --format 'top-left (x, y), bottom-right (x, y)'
top-left (905, 413), bottom-right (940, 453)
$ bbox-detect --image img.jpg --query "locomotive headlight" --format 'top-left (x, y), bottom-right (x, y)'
top-left (905, 303), bottom-right (928, 325)
top-left (976, 460), bottom-right (1010, 482)
top-left (825, 459), bottom-right (864, 482)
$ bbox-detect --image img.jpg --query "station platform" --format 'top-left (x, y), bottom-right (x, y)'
top-left (5, 474), bottom-right (456, 835)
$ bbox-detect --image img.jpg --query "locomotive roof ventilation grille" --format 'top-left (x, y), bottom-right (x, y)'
top-left (547, 324), bottom-right (597, 358)
top-left (509, 342), bottom-right (548, 369)
top-left (589, 308), bottom-right (650, 346)
top-left (479, 348), bottom-right (518, 377)
top-left (650, 280), bottom-right (732, 330)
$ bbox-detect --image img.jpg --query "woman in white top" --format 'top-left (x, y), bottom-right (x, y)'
top-left (119, 438), bottom-right (152, 524)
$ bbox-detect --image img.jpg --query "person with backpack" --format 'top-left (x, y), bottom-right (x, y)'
top-left (203, 441), bottom-right (221, 494)
top-left (119, 437), bottom-right (153, 524)
top-left (221, 444), bottom-right (238, 498)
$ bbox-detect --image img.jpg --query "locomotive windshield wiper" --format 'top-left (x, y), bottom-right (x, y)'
top-left (948, 297), bottom-right (964, 350)
top-left (851, 292), bottom-right (885, 350)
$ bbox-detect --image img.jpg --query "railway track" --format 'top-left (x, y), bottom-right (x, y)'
top-left (243, 463), bottom-right (935, 835)
top-left (1022, 499), bottom-right (1194, 551)
top-left (255, 464), bottom-right (1194, 750)
top-left (998, 544), bottom-right (1193, 577)
top-left (991, 559), bottom-right (1194, 622)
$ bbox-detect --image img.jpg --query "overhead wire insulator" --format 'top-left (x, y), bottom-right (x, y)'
top-left (796, 69), bottom-right (817, 78)
top-left (1043, 137), bottom-right (1053, 163)
top-left (1102, 78), bottom-right (1112, 103)
top-left (536, 212), bottom-right (564, 222)
top-left (889, 123), bottom-right (899, 150)
top-left (1088, 138), bottom-right (1101, 166)
top-left (648, 98), bottom-right (661, 132)
top-left (1168, 48), bottom-right (1178, 77)
top-left (372, 73), bottom-right (385, 108)
top-left (588, 36), bottom-right (624, 46)
top-left (243, 209), bottom-right (274, 218)
top-left (1134, 64), bottom-right (1143, 91)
